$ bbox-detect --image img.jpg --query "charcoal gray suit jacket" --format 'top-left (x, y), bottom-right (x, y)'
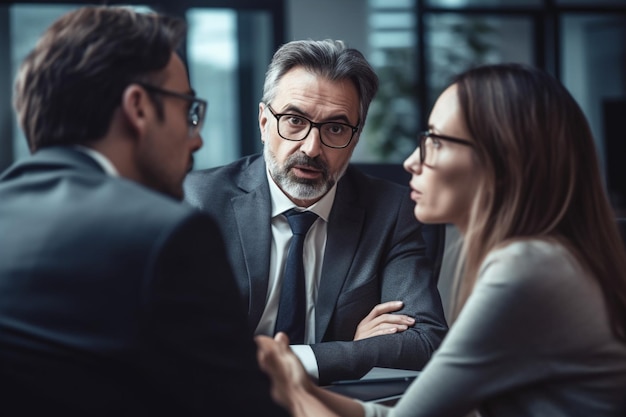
top-left (0, 147), bottom-right (287, 417)
top-left (184, 154), bottom-right (448, 384)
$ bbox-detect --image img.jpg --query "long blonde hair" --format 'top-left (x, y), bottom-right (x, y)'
top-left (450, 63), bottom-right (626, 342)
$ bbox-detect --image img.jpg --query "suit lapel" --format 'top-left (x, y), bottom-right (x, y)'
top-left (315, 174), bottom-right (365, 342)
top-left (232, 158), bottom-right (272, 327)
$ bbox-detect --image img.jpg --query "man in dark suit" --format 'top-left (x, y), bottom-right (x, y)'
top-left (0, 6), bottom-right (287, 416)
top-left (184, 39), bottom-right (448, 385)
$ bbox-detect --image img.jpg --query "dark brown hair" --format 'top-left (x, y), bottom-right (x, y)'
top-left (452, 63), bottom-right (626, 342)
top-left (13, 6), bottom-right (186, 151)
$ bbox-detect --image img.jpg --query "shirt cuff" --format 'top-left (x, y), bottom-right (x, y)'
top-left (290, 344), bottom-right (319, 382)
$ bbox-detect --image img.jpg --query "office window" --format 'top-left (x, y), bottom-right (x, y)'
top-left (425, 13), bottom-right (533, 107)
top-left (0, 1), bottom-right (283, 173)
top-left (186, 8), bottom-right (274, 169)
top-left (364, 0), bottom-right (537, 162)
top-left (9, 4), bottom-right (81, 163)
top-left (557, 0), bottom-right (625, 4)
top-left (361, 0), bottom-right (418, 162)
top-left (561, 13), bottom-right (626, 210)
top-left (426, 0), bottom-right (541, 6)
top-left (186, 9), bottom-right (239, 170)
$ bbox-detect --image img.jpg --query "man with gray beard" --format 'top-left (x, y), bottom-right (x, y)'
top-left (184, 39), bottom-right (447, 385)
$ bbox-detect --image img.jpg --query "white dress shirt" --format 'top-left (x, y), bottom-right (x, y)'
top-left (73, 145), bottom-right (119, 177)
top-left (254, 168), bottom-right (336, 381)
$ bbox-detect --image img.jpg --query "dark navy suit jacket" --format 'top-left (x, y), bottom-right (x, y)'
top-left (0, 147), bottom-right (287, 417)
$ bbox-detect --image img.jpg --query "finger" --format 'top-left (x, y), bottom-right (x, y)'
top-left (363, 324), bottom-right (408, 338)
top-left (254, 335), bottom-right (267, 354)
top-left (255, 334), bottom-right (271, 346)
top-left (366, 300), bottom-right (404, 319)
top-left (255, 337), bottom-right (274, 371)
top-left (355, 327), bottom-right (397, 341)
top-left (358, 301), bottom-right (404, 328)
top-left (377, 323), bottom-right (409, 333)
top-left (373, 314), bottom-right (416, 325)
top-left (374, 300), bottom-right (405, 314)
top-left (359, 313), bottom-right (415, 332)
top-left (274, 331), bottom-right (291, 347)
top-left (355, 321), bottom-right (414, 340)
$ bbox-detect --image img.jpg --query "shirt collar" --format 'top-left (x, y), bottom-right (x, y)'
top-left (73, 145), bottom-right (120, 177)
top-left (266, 168), bottom-right (336, 222)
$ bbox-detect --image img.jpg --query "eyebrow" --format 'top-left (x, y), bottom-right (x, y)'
top-left (279, 104), bottom-right (354, 125)
top-left (427, 125), bottom-right (453, 137)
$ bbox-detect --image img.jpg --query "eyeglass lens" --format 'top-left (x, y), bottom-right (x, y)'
top-left (188, 101), bottom-right (205, 137)
top-left (419, 134), bottom-right (428, 164)
top-left (419, 134), bottom-right (442, 166)
top-left (419, 131), bottom-right (473, 165)
top-left (277, 114), bottom-right (354, 148)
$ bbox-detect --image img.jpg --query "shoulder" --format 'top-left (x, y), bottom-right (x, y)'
top-left (477, 239), bottom-right (586, 298)
top-left (183, 155), bottom-right (264, 206)
top-left (482, 239), bottom-right (580, 276)
top-left (455, 240), bottom-right (585, 339)
top-left (332, 167), bottom-right (417, 237)
top-left (340, 166), bottom-right (414, 225)
top-left (341, 164), bottom-right (409, 201)
top-left (86, 176), bottom-right (212, 244)
top-left (459, 240), bottom-right (617, 360)
top-left (185, 154), bottom-right (261, 185)
top-left (110, 183), bottom-right (223, 264)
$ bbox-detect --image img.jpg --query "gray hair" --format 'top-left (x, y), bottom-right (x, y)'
top-left (261, 39), bottom-right (379, 128)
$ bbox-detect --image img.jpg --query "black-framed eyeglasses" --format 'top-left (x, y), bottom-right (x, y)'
top-left (266, 104), bottom-right (359, 149)
top-left (137, 82), bottom-right (207, 138)
top-left (418, 130), bottom-right (473, 165)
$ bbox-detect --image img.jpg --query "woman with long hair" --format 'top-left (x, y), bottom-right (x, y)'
top-left (255, 63), bottom-right (626, 417)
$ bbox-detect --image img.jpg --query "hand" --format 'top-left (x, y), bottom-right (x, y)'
top-left (353, 301), bottom-right (416, 341)
top-left (256, 333), bottom-right (358, 417)
top-left (256, 333), bottom-right (314, 410)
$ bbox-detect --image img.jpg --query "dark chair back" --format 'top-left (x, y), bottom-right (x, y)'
top-left (352, 163), bottom-right (446, 281)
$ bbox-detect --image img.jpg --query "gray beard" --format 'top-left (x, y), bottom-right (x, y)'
top-left (263, 145), bottom-right (335, 202)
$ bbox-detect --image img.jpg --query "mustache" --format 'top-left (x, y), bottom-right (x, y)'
top-left (285, 154), bottom-right (327, 174)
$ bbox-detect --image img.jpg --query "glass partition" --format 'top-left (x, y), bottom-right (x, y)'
top-left (426, 0), bottom-right (541, 7)
top-left (561, 13), bottom-right (626, 211)
top-left (425, 13), bottom-right (533, 107)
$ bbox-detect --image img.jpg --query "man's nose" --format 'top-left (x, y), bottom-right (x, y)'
top-left (299, 126), bottom-right (323, 157)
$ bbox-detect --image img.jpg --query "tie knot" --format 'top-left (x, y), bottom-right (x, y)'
top-left (284, 209), bottom-right (318, 235)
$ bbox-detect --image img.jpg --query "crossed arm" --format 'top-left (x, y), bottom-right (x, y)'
top-left (257, 298), bottom-right (419, 417)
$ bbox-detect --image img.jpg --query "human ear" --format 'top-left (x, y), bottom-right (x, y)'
top-left (258, 103), bottom-right (269, 141)
top-left (120, 84), bottom-right (151, 139)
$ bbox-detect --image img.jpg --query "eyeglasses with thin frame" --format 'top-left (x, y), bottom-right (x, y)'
top-left (418, 130), bottom-right (473, 166)
top-left (266, 104), bottom-right (360, 149)
top-left (137, 82), bottom-right (207, 138)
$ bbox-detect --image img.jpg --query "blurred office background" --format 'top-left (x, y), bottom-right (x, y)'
top-left (1, 0), bottom-right (624, 213)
